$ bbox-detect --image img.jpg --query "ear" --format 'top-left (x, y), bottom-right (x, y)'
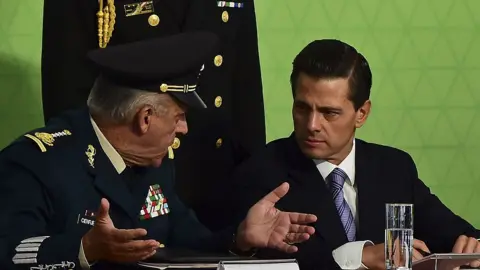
top-left (133, 105), bottom-right (154, 135)
top-left (355, 100), bottom-right (371, 128)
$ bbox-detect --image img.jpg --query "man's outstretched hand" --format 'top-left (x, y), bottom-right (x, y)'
top-left (235, 182), bottom-right (317, 253)
top-left (82, 198), bottom-right (160, 263)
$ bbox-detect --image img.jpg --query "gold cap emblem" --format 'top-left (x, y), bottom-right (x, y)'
top-left (160, 83), bottom-right (168, 92)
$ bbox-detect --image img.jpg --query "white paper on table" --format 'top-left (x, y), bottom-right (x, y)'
top-left (217, 259), bottom-right (299, 270)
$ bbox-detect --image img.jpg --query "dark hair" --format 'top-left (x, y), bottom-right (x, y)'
top-left (290, 39), bottom-right (372, 110)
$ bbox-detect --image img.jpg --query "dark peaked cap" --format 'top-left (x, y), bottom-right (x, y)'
top-left (87, 31), bottom-right (219, 109)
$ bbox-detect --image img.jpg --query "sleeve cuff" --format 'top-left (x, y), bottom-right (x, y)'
top-left (79, 239), bottom-right (96, 269)
top-left (332, 240), bottom-right (374, 270)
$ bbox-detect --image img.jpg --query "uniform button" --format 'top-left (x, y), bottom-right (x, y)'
top-left (171, 137), bottom-right (180, 149)
top-left (148, 14), bottom-right (160, 26)
top-left (214, 55), bottom-right (223, 67)
top-left (215, 138), bottom-right (223, 148)
top-left (221, 11), bottom-right (229, 22)
top-left (214, 96), bottom-right (223, 107)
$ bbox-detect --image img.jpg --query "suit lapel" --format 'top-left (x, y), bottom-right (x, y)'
top-left (71, 108), bottom-right (140, 223)
top-left (284, 136), bottom-right (348, 249)
top-left (355, 139), bottom-right (384, 242)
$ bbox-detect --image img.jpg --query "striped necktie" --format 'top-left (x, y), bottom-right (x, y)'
top-left (328, 167), bottom-right (356, 241)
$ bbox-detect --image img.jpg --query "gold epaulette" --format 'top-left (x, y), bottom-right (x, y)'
top-left (97, 0), bottom-right (116, 48)
top-left (24, 130), bottom-right (72, 152)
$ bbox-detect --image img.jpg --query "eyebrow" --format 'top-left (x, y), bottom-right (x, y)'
top-left (294, 100), bottom-right (342, 112)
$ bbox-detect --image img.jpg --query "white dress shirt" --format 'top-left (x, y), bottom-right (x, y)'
top-left (313, 140), bottom-right (373, 270)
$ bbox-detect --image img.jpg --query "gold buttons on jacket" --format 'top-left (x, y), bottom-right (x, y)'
top-left (172, 137), bottom-right (180, 149)
top-left (214, 55), bottom-right (223, 67)
top-left (221, 11), bottom-right (229, 22)
top-left (214, 96), bottom-right (223, 107)
top-left (148, 14), bottom-right (160, 26)
top-left (216, 138), bottom-right (223, 148)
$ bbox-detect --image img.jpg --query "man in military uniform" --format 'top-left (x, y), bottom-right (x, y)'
top-left (41, 0), bottom-right (266, 231)
top-left (1, 32), bottom-right (316, 270)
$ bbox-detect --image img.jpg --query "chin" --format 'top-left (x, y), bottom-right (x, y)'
top-left (300, 146), bottom-right (330, 160)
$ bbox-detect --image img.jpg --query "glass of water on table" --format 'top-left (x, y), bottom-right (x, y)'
top-left (385, 203), bottom-right (414, 270)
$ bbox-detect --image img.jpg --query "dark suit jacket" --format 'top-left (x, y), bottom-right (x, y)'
top-left (225, 134), bottom-right (480, 270)
top-left (0, 108), bottom-right (235, 270)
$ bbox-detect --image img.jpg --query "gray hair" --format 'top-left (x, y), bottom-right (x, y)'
top-left (87, 76), bottom-right (170, 124)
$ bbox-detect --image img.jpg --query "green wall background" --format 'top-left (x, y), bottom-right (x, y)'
top-left (0, 0), bottom-right (479, 226)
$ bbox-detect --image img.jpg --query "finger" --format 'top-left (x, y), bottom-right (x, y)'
top-left (277, 242), bottom-right (299, 253)
top-left (470, 260), bottom-right (480, 268)
top-left (284, 232), bottom-right (311, 244)
top-left (468, 242), bottom-right (480, 267)
top-left (96, 198), bottom-right (110, 221)
top-left (261, 182), bottom-right (289, 205)
top-left (139, 250), bottom-right (157, 261)
top-left (111, 228), bottom-right (148, 242)
top-left (287, 212), bottom-right (318, 224)
top-left (453, 235), bottom-right (468, 253)
top-left (412, 249), bottom-right (424, 262)
top-left (288, 224), bottom-right (315, 235)
top-left (115, 239), bottom-right (159, 253)
top-left (462, 237), bottom-right (477, 254)
top-left (413, 239), bottom-right (430, 253)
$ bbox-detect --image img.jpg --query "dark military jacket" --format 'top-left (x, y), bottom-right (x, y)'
top-left (41, 0), bottom-right (266, 231)
top-left (173, 0), bottom-right (266, 230)
top-left (0, 108), bottom-right (235, 270)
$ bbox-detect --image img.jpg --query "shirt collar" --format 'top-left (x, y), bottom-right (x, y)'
top-left (313, 139), bottom-right (356, 185)
top-left (90, 116), bottom-right (126, 174)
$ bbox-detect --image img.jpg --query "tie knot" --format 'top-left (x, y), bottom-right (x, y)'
top-left (328, 168), bottom-right (348, 189)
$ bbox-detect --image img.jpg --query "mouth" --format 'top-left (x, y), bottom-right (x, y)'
top-left (303, 138), bottom-right (325, 147)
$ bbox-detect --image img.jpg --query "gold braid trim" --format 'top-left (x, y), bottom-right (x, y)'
top-left (97, 0), bottom-right (116, 48)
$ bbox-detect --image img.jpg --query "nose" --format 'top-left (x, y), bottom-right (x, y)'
top-left (176, 119), bottom-right (188, 135)
top-left (307, 112), bottom-right (322, 133)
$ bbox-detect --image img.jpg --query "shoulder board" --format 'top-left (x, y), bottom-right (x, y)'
top-left (23, 129), bottom-right (73, 153)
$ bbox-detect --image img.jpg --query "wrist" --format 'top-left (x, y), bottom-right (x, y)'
top-left (82, 232), bottom-right (99, 262)
top-left (235, 221), bottom-right (253, 251)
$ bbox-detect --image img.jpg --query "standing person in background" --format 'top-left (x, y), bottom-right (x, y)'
top-left (41, 0), bottom-right (266, 231)
top-left (174, 0), bottom-right (266, 230)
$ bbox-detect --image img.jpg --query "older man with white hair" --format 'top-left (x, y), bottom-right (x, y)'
top-left (0, 32), bottom-right (317, 270)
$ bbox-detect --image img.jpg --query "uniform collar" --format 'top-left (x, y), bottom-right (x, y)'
top-left (90, 116), bottom-right (126, 174)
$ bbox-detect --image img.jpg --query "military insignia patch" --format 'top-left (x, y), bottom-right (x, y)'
top-left (139, 184), bottom-right (170, 220)
top-left (85, 145), bottom-right (96, 168)
top-left (124, 1), bottom-right (154, 17)
top-left (24, 130), bottom-right (72, 152)
top-left (217, 1), bottom-right (244, 8)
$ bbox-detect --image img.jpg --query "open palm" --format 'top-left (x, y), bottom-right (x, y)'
top-left (238, 182), bottom-right (317, 253)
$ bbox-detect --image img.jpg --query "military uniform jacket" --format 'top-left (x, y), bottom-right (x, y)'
top-left (0, 108), bottom-right (235, 270)
top-left (41, 0), bottom-right (266, 231)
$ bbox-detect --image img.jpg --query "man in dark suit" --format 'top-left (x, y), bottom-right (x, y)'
top-left (225, 39), bottom-right (480, 270)
top-left (41, 0), bottom-right (266, 230)
top-left (0, 32), bottom-right (316, 270)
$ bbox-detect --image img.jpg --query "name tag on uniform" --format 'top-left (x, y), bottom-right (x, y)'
top-left (124, 1), bottom-right (154, 17)
top-left (77, 210), bottom-right (96, 227)
top-left (139, 184), bottom-right (170, 220)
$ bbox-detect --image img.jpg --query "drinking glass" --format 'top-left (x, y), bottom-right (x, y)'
top-left (385, 203), bottom-right (414, 270)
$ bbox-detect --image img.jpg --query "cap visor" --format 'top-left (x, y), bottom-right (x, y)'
top-left (171, 92), bottom-right (207, 109)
